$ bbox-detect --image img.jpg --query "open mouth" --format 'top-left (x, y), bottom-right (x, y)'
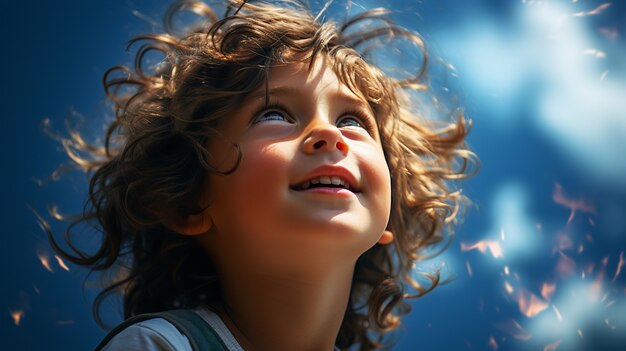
top-left (290, 176), bottom-right (356, 192)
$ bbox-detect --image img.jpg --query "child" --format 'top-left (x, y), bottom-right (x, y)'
top-left (50, 0), bottom-right (473, 350)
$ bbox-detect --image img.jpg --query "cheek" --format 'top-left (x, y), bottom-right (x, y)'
top-left (209, 143), bottom-right (292, 233)
top-left (360, 145), bottom-right (392, 223)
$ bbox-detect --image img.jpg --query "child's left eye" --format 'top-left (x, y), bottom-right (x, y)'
top-left (337, 116), bottom-right (364, 129)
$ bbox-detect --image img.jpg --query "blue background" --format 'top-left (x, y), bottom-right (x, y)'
top-left (3, 0), bottom-right (626, 350)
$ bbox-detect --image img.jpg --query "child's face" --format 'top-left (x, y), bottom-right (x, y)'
top-left (200, 58), bottom-right (391, 270)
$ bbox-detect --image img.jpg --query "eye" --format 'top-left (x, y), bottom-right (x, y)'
top-left (337, 116), bottom-right (364, 129)
top-left (336, 111), bottom-right (378, 137)
top-left (254, 110), bottom-right (289, 124)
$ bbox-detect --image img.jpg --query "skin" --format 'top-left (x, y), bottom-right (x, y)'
top-left (169, 57), bottom-right (393, 351)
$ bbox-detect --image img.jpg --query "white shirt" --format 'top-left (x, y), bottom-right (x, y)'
top-left (101, 306), bottom-right (244, 351)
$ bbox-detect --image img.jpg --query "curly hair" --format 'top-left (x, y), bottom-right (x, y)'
top-left (49, 0), bottom-right (475, 349)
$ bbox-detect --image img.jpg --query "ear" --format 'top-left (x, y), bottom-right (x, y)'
top-left (378, 230), bottom-right (394, 245)
top-left (163, 209), bottom-right (213, 236)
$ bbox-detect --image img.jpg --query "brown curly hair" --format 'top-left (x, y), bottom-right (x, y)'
top-left (49, 0), bottom-right (475, 349)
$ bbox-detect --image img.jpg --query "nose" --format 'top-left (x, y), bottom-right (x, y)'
top-left (302, 119), bottom-right (349, 156)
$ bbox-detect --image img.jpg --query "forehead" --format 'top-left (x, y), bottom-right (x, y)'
top-left (249, 59), bottom-right (372, 111)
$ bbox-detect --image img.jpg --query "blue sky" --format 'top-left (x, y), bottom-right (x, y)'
top-left (3, 0), bottom-right (626, 350)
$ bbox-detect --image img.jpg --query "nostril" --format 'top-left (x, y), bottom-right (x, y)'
top-left (313, 140), bottom-right (326, 149)
top-left (336, 141), bottom-right (348, 153)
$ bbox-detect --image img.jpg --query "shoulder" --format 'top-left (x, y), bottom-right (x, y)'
top-left (100, 318), bottom-right (193, 351)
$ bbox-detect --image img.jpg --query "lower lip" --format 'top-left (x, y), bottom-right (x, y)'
top-left (294, 187), bottom-right (356, 197)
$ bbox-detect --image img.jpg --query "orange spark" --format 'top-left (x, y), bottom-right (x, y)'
top-left (554, 232), bottom-right (574, 253)
top-left (556, 251), bottom-right (576, 277)
top-left (9, 310), bottom-right (24, 326)
top-left (599, 27), bottom-right (618, 41)
top-left (518, 290), bottom-right (549, 318)
top-left (544, 340), bottom-right (561, 351)
top-left (591, 258), bottom-right (608, 301)
top-left (37, 253), bottom-right (54, 273)
top-left (552, 183), bottom-right (595, 224)
top-left (505, 281), bottom-right (514, 294)
top-left (495, 319), bottom-right (532, 340)
top-left (612, 251), bottom-right (624, 283)
top-left (541, 282), bottom-right (557, 301)
top-left (461, 240), bottom-right (503, 259)
top-left (572, 2), bottom-right (612, 17)
top-left (552, 304), bottom-right (563, 322)
top-left (488, 336), bottom-right (498, 351)
top-left (54, 255), bottom-right (70, 271)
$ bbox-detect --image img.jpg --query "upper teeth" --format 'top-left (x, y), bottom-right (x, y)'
top-left (300, 176), bottom-right (350, 190)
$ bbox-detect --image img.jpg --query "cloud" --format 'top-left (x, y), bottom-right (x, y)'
top-left (437, 1), bottom-right (626, 189)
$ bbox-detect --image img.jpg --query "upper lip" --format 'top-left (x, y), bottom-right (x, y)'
top-left (290, 165), bottom-right (360, 192)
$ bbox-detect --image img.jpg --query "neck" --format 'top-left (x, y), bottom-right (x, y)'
top-left (213, 262), bottom-right (354, 351)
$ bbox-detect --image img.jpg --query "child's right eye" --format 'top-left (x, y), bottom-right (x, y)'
top-left (254, 110), bottom-right (289, 124)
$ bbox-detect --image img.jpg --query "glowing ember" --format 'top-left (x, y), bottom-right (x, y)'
top-left (554, 232), bottom-right (574, 252)
top-left (37, 253), bottom-right (54, 273)
top-left (488, 336), bottom-right (498, 351)
top-left (54, 255), bottom-right (70, 271)
top-left (495, 319), bottom-right (532, 340)
top-left (518, 290), bottom-right (549, 318)
top-left (599, 27), bottom-right (618, 41)
top-left (552, 304), bottom-right (563, 322)
top-left (541, 282), bottom-right (556, 300)
top-left (505, 281), bottom-right (514, 294)
top-left (461, 240), bottom-right (503, 259)
top-left (552, 183), bottom-right (596, 224)
top-left (612, 251), bottom-right (624, 283)
top-left (572, 2), bottom-right (612, 17)
top-left (9, 310), bottom-right (24, 326)
top-left (590, 257), bottom-right (608, 301)
top-left (556, 251), bottom-right (576, 277)
top-left (543, 340), bottom-right (561, 351)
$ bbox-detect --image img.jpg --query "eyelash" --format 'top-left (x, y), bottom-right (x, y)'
top-left (251, 100), bottom-right (377, 135)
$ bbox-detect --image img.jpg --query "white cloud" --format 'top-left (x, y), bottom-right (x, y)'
top-left (438, 1), bottom-right (626, 189)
